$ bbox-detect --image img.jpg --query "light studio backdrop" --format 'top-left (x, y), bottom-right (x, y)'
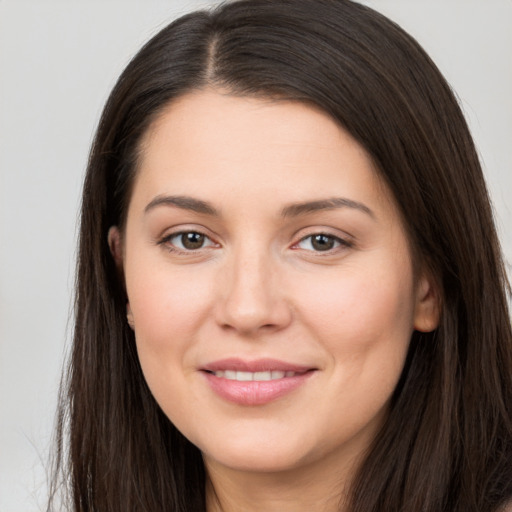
top-left (0, 1), bottom-right (510, 511)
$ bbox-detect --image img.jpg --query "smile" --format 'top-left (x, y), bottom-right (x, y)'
top-left (201, 358), bottom-right (316, 406)
top-left (209, 370), bottom-right (299, 381)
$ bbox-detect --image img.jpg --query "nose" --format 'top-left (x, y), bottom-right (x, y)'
top-left (215, 245), bottom-right (292, 336)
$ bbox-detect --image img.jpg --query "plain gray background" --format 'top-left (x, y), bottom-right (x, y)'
top-left (0, 1), bottom-right (510, 511)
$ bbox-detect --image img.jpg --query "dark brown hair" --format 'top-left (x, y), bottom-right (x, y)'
top-left (49, 0), bottom-right (512, 510)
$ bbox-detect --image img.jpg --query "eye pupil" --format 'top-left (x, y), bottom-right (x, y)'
top-left (311, 234), bottom-right (335, 251)
top-left (182, 232), bottom-right (205, 250)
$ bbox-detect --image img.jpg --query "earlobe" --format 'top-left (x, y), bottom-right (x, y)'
top-left (413, 274), bottom-right (441, 333)
top-left (108, 226), bottom-right (124, 269)
top-left (126, 303), bottom-right (135, 330)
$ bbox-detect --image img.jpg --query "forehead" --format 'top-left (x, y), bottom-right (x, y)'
top-left (131, 89), bottom-right (395, 220)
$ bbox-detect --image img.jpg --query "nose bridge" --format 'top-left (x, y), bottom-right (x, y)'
top-left (217, 239), bottom-right (289, 334)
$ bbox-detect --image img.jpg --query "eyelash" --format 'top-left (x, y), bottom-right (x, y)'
top-left (293, 233), bottom-right (353, 253)
top-left (158, 231), bottom-right (217, 254)
top-left (158, 230), bottom-right (352, 255)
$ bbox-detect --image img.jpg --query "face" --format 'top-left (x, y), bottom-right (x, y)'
top-left (111, 90), bottom-right (438, 480)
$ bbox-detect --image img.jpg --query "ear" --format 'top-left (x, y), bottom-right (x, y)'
top-left (413, 272), bottom-right (441, 333)
top-left (108, 226), bottom-right (135, 329)
top-left (108, 226), bottom-right (124, 269)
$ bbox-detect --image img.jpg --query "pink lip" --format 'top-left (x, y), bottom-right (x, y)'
top-left (201, 358), bottom-right (316, 406)
top-left (202, 358), bottom-right (313, 373)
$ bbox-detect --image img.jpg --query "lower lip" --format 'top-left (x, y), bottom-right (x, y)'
top-left (202, 371), bottom-right (315, 406)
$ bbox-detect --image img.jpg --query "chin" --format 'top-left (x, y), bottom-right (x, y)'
top-left (204, 446), bottom-right (310, 474)
top-left (195, 427), bottom-right (313, 473)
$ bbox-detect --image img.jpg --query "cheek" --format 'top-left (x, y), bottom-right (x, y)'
top-left (292, 262), bottom-right (416, 367)
top-left (125, 261), bottom-right (214, 366)
top-left (125, 264), bottom-right (217, 423)
top-left (290, 264), bottom-right (416, 437)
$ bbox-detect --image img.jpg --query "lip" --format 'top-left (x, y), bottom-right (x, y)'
top-left (201, 358), bottom-right (317, 406)
top-left (202, 358), bottom-right (313, 373)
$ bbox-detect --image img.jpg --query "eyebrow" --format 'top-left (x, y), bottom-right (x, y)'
top-left (281, 197), bottom-right (374, 219)
top-left (144, 194), bottom-right (374, 219)
top-left (144, 195), bottom-right (219, 216)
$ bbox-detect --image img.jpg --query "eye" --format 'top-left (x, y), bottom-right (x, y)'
top-left (162, 231), bottom-right (216, 251)
top-left (296, 233), bottom-right (348, 252)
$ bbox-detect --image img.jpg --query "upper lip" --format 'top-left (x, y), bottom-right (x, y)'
top-left (201, 358), bottom-right (315, 373)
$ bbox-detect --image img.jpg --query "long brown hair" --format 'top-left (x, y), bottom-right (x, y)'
top-left (49, 1), bottom-right (512, 510)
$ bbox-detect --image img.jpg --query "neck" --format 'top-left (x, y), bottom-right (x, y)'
top-left (204, 451), bottom-right (359, 512)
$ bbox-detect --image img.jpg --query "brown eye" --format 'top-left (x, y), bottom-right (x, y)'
top-left (181, 232), bottom-right (205, 250)
top-left (311, 234), bottom-right (336, 251)
top-left (163, 231), bottom-right (215, 251)
top-left (296, 233), bottom-right (349, 252)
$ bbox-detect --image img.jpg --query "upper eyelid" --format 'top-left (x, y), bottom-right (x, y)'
top-left (159, 225), bottom-right (216, 241)
top-left (298, 232), bottom-right (346, 242)
top-left (162, 230), bottom-right (216, 243)
top-left (293, 233), bottom-right (352, 249)
top-left (292, 227), bottom-right (354, 244)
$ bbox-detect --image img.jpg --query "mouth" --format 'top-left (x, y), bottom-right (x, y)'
top-left (204, 369), bottom-right (306, 381)
top-left (201, 358), bottom-right (317, 406)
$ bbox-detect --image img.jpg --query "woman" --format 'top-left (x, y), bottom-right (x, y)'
top-left (49, 0), bottom-right (512, 510)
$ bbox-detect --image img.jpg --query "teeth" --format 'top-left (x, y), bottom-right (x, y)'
top-left (213, 370), bottom-right (297, 381)
top-left (254, 371), bottom-right (271, 381)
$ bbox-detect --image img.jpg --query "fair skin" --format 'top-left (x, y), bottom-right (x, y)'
top-left (109, 90), bottom-right (439, 512)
